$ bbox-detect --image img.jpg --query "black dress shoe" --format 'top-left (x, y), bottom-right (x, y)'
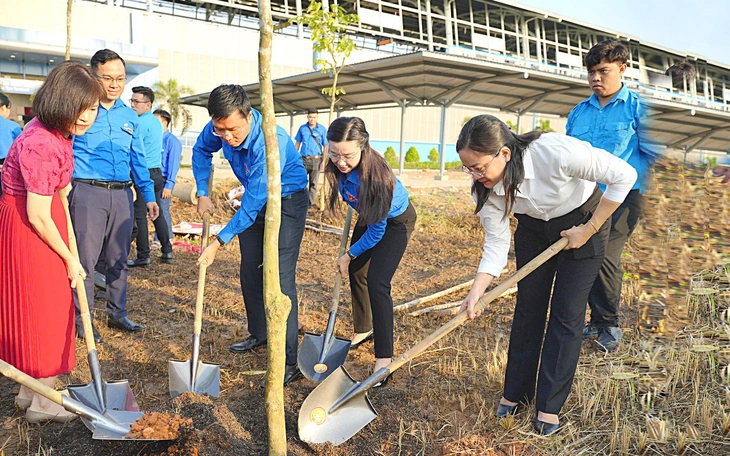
top-left (283, 363), bottom-right (303, 386)
top-left (127, 258), bottom-right (151, 267)
top-left (107, 317), bottom-right (144, 332)
top-left (535, 419), bottom-right (561, 436)
top-left (496, 403), bottom-right (519, 418)
top-left (230, 336), bottom-right (267, 354)
top-left (76, 322), bottom-right (103, 344)
top-left (159, 252), bottom-right (173, 264)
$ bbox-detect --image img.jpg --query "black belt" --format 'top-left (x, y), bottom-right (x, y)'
top-left (74, 179), bottom-right (133, 190)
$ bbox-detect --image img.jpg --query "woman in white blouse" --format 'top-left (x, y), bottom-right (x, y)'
top-left (458, 115), bottom-right (637, 435)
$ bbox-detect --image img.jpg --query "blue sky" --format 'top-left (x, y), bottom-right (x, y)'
top-left (513, 0), bottom-right (729, 66)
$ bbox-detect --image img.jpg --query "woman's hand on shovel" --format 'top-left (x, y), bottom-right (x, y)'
top-left (459, 272), bottom-right (494, 320)
top-left (198, 242), bottom-right (220, 267)
top-left (65, 257), bottom-right (86, 288)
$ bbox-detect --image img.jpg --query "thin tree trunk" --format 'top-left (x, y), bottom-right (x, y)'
top-left (257, 1), bottom-right (289, 455)
top-left (65, 0), bottom-right (73, 60)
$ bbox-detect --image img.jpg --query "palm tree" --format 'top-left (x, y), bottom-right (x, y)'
top-left (152, 79), bottom-right (194, 133)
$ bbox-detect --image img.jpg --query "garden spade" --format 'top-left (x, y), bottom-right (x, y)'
top-left (0, 358), bottom-right (163, 440)
top-left (299, 238), bottom-right (569, 445)
top-left (298, 207), bottom-right (354, 382)
top-left (61, 192), bottom-right (140, 433)
top-left (168, 211), bottom-right (220, 398)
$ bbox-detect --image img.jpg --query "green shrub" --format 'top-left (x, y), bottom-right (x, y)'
top-left (428, 148), bottom-right (439, 163)
top-left (405, 146), bottom-right (420, 163)
top-left (384, 146), bottom-right (397, 163)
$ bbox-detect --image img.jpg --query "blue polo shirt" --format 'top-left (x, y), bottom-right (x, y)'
top-left (339, 167), bottom-right (409, 257)
top-left (161, 131), bottom-right (183, 191)
top-left (294, 123), bottom-right (328, 157)
top-left (0, 117), bottom-right (22, 160)
top-left (72, 99), bottom-right (155, 203)
top-left (566, 84), bottom-right (661, 194)
top-left (192, 108), bottom-right (308, 244)
top-left (137, 111), bottom-right (163, 169)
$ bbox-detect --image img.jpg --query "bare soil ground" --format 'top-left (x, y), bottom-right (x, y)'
top-left (1, 161), bottom-right (729, 455)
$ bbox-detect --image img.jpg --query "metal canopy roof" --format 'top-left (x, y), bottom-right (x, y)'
top-left (181, 50), bottom-right (730, 152)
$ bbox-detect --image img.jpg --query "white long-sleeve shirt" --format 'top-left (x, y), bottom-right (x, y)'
top-left (477, 133), bottom-right (638, 278)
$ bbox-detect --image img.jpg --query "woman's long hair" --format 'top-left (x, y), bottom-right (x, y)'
top-left (326, 117), bottom-right (395, 225)
top-left (456, 115), bottom-right (544, 217)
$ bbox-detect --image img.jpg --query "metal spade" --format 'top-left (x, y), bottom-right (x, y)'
top-left (299, 238), bottom-right (569, 445)
top-left (168, 212), bottom-right (220, 398)
top-left (298, 207), bottom-right (354, 382)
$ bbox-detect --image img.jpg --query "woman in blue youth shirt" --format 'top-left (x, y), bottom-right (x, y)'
top-left (326, 117), bottom-right (417, 383)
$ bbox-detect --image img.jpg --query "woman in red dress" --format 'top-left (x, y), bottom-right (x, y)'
top-left (0, 61), bottom-right (104, 423)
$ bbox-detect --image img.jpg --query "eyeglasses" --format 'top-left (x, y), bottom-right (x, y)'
top-left (212, 124), bottom-right (246, 139)
top-left (129, 98), bottom-right (150, 105)
top-left (461, 151), bottom-right (501, 179)
top-left (98, 76), bottom-right (127, 84)
top-left (329, 150), bottom-right (360, 163)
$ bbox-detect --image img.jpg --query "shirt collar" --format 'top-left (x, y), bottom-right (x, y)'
top-left (588, 83), bottom-right (629, 109)
top-left (239, 108), bottom-right (262, 150)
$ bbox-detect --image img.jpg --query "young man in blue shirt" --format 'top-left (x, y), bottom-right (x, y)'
top-left (154, 109), bottom-right (182, 240)
top-left (193, 85), bottom-right (309, 386)
top-left (294, 108), bottom-right (328, 207)
top-left (566, 40), bottom-right (660, 351)
top-left (70, 49), bottom-right (159, 341)
top-left (0, 93), bottom-right (22, 196)
top-left (128, 86), bottom-right (173, 266)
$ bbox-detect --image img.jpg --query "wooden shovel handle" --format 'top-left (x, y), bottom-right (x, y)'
top-left (0, 358), bottom-right (64, 405)
top-left (193, 212), bottom-right (210, 335)
top-left (388, 237), bottom-right (569, 373)
top-left (59, 187), bottom-right (96, 354)
top-left (330, 207), bottom-right (354, 313)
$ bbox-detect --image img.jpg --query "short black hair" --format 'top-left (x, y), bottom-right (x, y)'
top-left (154, 109), bottom-right (172, 126)
top-left (0, 93), bottom-right (10, 109)
top-left (585, 40), bottom-right (629, 70)
top-left (307, 108), bottom-right (318, 115)
top-left (132, 86), bottom-right (155, 103)
top-left (90, 49), bottom-right (126, 72)
top-left (207, 84), bottom-right (251, 121)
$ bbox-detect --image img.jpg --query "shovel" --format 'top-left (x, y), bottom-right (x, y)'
top-left (168, 211), bottom-right (221, 398)
top-left (298, 207), bottom-right (354, 382)
top-left (60, 191), bottom-right (141, 432)
top-left (299, 237), bottom-right (569, 445)
top-left (0, 358), bottom-right (159, 440)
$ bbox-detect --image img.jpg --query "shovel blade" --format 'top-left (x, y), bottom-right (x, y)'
top-left (168, 359), bottom-right (221, 398)
top-left (90, 410), bottom-right (143, 440)
top-left (298, 333), bottom-right (352, 382)
top-left (298, 366), bottom-right (377, 445)
top-left (68, 380), bottom-right (140, 431)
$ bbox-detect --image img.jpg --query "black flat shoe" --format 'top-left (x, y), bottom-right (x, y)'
top-left (349, 330), bottom-right (374, 350)
top-left (159, 252), bottom-right (173, 264)
top-left (496, 403), bottom-right (519, 418)
top-left (535, 419), bottom-right (561, 436)
top-left (127, 258), bottom-right (151, 268)
top-left (107, 317), bottom-right (145, 332)
top-left (76, 322), bottom-right (103, 343)
top-left (230, 336), bottom-right (267, 354)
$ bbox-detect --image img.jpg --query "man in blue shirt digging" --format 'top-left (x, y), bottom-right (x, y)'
top-left (567, 40), bottom-right (661, 352)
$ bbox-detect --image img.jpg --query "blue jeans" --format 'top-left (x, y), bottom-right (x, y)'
top-left (155, 195), bottom-right (173, 241)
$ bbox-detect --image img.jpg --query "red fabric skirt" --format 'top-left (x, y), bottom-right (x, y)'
top-left (0, 193), bottom-right (76, 378)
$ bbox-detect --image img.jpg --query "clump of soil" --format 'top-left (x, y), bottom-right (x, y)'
top-left (127, 412), bottom-right (192, 440)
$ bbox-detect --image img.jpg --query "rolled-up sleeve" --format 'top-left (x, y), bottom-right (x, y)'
top-left (477, 199), bottom-right (511, 278)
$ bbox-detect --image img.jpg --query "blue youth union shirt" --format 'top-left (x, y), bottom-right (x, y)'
top-left (161, 131), bottom-right (183, 191)
top-left (294, 123), bottom-right (328, 157)
top-left (339, 167), bottom-right (409, 257)
top-left (566, 83), bottom-right (660, 194)
top-left (0, 117), bottom-right (22, 160)
top-left (137, 111), bottom-right (163, 169)
top-left (192, 108), bottom-right (308, 244)
top-left (72, 99), bottom-right (155, 203)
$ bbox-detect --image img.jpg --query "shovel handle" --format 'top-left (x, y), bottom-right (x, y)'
top-left (330, 207), bottom-right (354, 313)
top-left (60, 187), bottom-right (97, 354)
top-left (0, 358), bottom-right (64, 405)
top-left (387, 237), bottom-right (569, 373)
top-left (193, 212), bottom-right (211, 335)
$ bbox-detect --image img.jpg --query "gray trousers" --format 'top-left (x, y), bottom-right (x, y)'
top-left (69, 182), bottom-right (134, 323)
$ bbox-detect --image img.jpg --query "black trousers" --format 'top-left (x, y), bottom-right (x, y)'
top-left (238, 188), bottom-right (308, 365)
top-left (349, 202), bottom-right (417, 359)
top-left (587, 189), bottom-right (643, 327)
top-left (302, 155), bottom-right (322, 207)
top-left (131, 168), bottom-right (172, 258)
top-left (503, 187), bottom-right (608, 414)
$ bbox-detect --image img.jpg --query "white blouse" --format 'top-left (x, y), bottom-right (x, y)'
top-left (477, 133), bottom-right (637, 278)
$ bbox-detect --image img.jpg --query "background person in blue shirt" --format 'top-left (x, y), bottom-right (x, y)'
top-left (193, 84), bottom-right (309, 386)
top-left (566, 40), bottom-right (660, 352)
top-left (154, 109), bottom-right (182, 240)
top-left (128, 86), bottom-right (173, 266)
top-left (70, 49), bottom-right (159, 340)
top-left (326, 117), bottom-right (417, 382)
top-left (0, 93), bottom-right (23, 197)
top-left (294, 108), bottom-right (328, 207)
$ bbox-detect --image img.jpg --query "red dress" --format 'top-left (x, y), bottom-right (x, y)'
top-left (0, 118), bottom-right (76, 378)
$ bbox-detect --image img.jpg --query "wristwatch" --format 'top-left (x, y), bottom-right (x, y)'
top-left (346, 250), bottom-right (356, 260)
top-left (216, 235), bottom-right (225, 246)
